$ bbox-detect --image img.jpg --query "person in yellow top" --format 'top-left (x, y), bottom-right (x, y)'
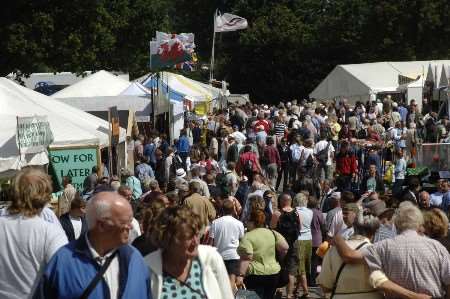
top-left (328, 115), bottom-right (341, 146)
top-left (237, 209), bottom-right (289, 299)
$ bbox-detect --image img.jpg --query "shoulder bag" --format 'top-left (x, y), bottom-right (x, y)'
top-left (79, 251), bottom-right (118, 299)
top-left (330, 241), bottom-right (368, 299)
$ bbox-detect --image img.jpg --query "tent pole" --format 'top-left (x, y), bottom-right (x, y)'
top-left (210, 9), bottom-right (217, 81)
top-left (108, 110), bottom-right (113, 177)
top-left (16, 116), bottom-right (22, 162)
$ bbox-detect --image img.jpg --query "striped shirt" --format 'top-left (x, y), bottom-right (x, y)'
top-left (274, 123), bottom-right (287, 137)
top-left (362, 230), bottom-right (450, 298)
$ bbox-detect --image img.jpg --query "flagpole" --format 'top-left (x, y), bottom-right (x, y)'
top-left (210, 9), bottom-right (217, 82)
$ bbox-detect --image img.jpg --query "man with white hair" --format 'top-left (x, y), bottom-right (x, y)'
top-left (334, 202), bottom-right (450, 298)
top-left (34, 192), bottom-right (151, 299)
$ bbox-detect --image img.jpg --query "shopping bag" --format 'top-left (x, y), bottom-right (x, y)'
top-left (235, 288), bottom-right (261, 299)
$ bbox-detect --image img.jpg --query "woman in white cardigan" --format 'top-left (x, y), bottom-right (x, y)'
top-left (144, 206), bottom-right (234, 299)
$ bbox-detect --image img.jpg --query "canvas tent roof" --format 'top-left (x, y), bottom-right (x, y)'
top-left (55, 95), bottom-right (152, 118)
top-left (310, 60), bottom-right (450, 102)
top-left (142, 72), bottom-right (221, 102)
top-left (120, 82), bottom-right (151, 96)
top-left (0, 78), bottom-right (125, 174)
top-left (52, 70), bottom-right (131, 98)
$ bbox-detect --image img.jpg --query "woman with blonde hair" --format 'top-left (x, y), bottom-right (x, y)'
top-left (423, 208), bottom-right (450, 253)
top-left (145, 206), bottom-right (233, 299)
top-left (0, 168), bottom-right (67, 298)
top-left (132, 197), bottom-right (166, 256)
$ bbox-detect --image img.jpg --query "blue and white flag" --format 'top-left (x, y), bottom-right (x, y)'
top-left (214, 12), bottom-right (248, 33)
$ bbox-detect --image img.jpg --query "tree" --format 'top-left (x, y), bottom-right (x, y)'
top-left (0, 0), bottom-right (171, 79)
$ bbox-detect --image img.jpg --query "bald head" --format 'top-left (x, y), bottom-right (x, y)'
top-left (86, 191), bottom-right (133, 230)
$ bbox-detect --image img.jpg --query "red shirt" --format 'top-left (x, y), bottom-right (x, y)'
top-left (335, 151), bottom-right (357, 175)
top-left (264, 145), bottom-right (281, 167)
top-left (238, 151), bottom-right (260, 173)
top-left (254, 119), bottom-right (270, 134)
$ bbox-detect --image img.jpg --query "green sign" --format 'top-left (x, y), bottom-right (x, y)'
top-left (49, 147), bottom-right (98, 191)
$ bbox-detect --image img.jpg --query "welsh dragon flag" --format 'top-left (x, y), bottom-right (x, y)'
top-left (150, 32), bottom-right (195, 70)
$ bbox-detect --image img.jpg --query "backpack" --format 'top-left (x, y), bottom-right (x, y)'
top-left (216, 172), bottom-right (230, 196)
top-left (316, 142), bottom-right (330, 165)
top-left (227, 143), bottom-right (239, 163)
top-left (276, 209), bottom-right (300, 245)
top-left (305, 154), bottom-right (315, 168)
top-left (244, 159), bottom-right (253, 174)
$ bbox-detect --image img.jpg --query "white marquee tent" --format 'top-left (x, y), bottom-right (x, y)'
top-left (52, 70), bottom-right (131, 98)
top-left (0, 78), bottom-right (125, 175)
top-left (52, 71), bottom-right (152, 126)
top-left (310, 60), bottom-right (450, 105)
top-left (120, 81), bottom-right (151, 96)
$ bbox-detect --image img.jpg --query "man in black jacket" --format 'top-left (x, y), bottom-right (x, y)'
top-left (59, 196), bottom-right (88, 242)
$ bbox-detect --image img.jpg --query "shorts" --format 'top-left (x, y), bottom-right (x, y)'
top-left (296, 239), bottom-right (312, 275)
top-left (224, 259), bottom-right (240, 276)
top-left (285, 246), bottom-right (299, 275)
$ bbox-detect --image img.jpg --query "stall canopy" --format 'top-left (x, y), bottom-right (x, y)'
top-left (142, 72), bottom-right (222, 115)
top-left (0, 78), bottom-right (125, 175)
top-left (52, 70), bottom-right (131, 98)
top-left (55, 95), bottom-right (152, 125)
top-left (52, 72), bottom-right (152, 125)
top-left (121, 82), bottom-right (151, 96)
top-left (310, 60), bottom-right (450, 103)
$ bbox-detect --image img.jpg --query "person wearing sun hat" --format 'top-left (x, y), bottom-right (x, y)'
top-left (174, 168), bottom-right (188, 190)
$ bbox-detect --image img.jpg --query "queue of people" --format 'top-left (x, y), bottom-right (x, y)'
top-left (0, 96), bottom-right (450, 299)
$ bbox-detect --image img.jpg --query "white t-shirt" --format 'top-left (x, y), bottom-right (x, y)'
top-left (314, 140), bottom-right (335, 166)
top-left (297, 207), bottom-right (313, 241)
top-left (230, 131), bottom-right (247, 144)
top-left (210, 215), bottom-right (244, 260)
top-left (128, 217), bottom-right (142, 244)
top-left (0, 210), bottom-right (68, 299)
top-left (70, 216), bottom-right (83, 240)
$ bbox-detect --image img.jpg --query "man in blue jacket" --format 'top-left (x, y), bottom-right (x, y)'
top-left (176, 129), bottom-right (191, 169)
top-left (34, 191), bottom-right (151, 299)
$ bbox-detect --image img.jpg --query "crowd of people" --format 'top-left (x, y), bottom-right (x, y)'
top-left (1, 96), bottom-right (450, 299)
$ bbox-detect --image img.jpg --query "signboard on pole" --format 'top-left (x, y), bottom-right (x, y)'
top-left (49, 147), bottom-right (98, 191)
top-left (109, 106), bottom-right (120, 146)
top-left (16, 115), bottom-right (54, 154)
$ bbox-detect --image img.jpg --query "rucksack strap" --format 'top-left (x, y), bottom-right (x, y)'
top-left (330, 241), bottom-right (368, 299)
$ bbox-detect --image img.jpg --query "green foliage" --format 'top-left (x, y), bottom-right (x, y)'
top-left (1, 0), bottom-right (449, 103)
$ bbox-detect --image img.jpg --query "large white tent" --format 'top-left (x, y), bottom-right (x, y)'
top-left (310, 60), bottom-right (450, 105)
top-left (52, 70), bottom-right (131, 98)
top-left (52, 71), bottom-right (152, 126)
top-left (120, 81), bottom-right (151, 96)
top-left (0, 78), bottom-right (125, 175)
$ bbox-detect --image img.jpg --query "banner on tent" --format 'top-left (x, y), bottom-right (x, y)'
top-left (49, 147), bottom-right (99, 191)
top-left (16, 115), bottom-right (54, 154)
